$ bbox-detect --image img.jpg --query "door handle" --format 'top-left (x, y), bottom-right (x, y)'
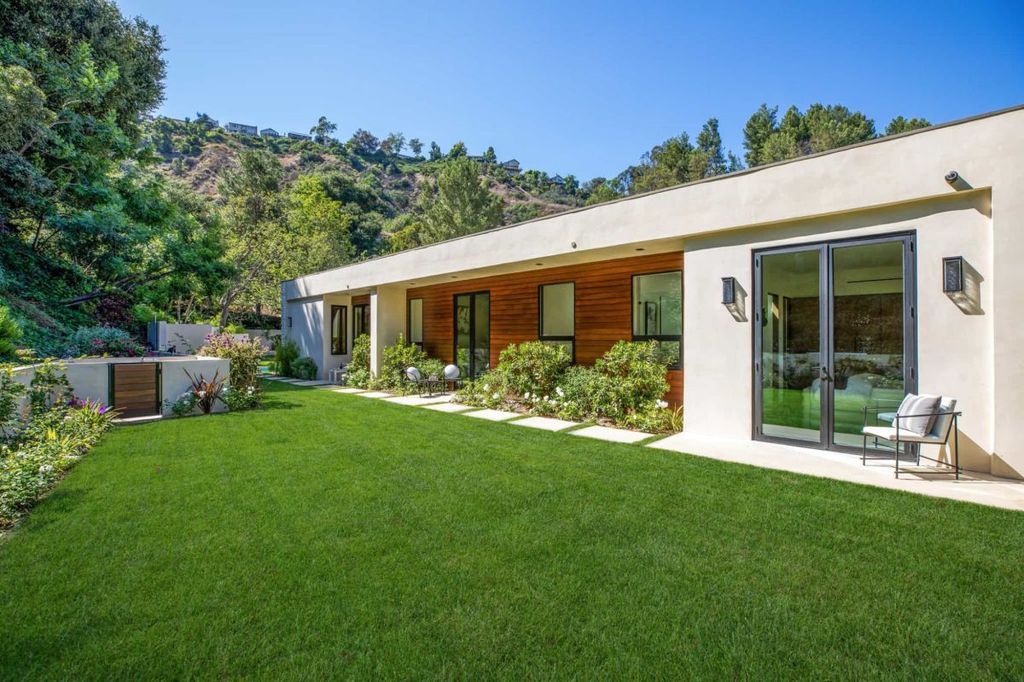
top-left (819, 366), bottom-right (833, 382)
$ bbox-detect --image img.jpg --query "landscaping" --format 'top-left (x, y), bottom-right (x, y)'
top-left (0, 381), bottom-right (1022, 678)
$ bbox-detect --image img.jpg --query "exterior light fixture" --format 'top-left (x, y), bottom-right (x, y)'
top-left (535, 262), bottom-right (544, 266)
top-left (287, 316), bottom-right (293, 328)
top-left (944, 170), bottom-right (959, 185)
top-left (943, 256), bottom-right (965, 297)
top-left (635, 247), bottom-right (645, 252)
top-left (721, 277), bottom-right (738, 306)
top-left (571, 241), bottom-right (577, 249)
top-left (721, 276), bottom-right (746, 321)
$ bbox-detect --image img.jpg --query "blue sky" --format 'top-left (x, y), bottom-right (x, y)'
top-left (115, 0), bottom-right (1023, 180)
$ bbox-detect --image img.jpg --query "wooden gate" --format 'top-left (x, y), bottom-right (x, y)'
top-left (110, 363), bottom-right (161, 418)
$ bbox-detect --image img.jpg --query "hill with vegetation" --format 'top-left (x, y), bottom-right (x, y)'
top-left (0, 0), bottom-right (932, 357)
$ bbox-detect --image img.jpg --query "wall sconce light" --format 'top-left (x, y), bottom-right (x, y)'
top-left (721, 277), bottom-right (737, 306)
top-left (943, 256), bottom-right (984, 314)
top-left (287, 316), bottom-right (293, 328)
top-left (722, 277), bottom-right (747, 321)
top-left (942, 256), bottom-right (964, 297)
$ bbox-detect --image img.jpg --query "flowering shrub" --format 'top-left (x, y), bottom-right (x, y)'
top-left (198, 333), bottom-right (264, 409)
top-left (180, 369), bottom-right (227, 415)
top-left (1, 386), bottom-right (114, 528)
top-left (455, 341), bottom-right (681, 433)
top-left (272, 338), bottom-right (300, 377)
top-left (493, 341), bottom-right (570, 398)
top-left (65, 326), bottom-right (145, 358)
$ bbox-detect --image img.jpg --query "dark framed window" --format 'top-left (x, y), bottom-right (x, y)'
top-left (631, 271), bottom-right (682, 368)
top-left (408, 298), bottom-right (423, 348)
top-left (353, 303), bottom-right (370, 340)
top-left (330, 305), bottom-right (347, 355)
top-left (538, 282), bottom-right (575, 361)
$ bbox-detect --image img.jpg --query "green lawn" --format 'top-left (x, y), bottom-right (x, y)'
top-left (1, 382), bottom-right (1022, 679)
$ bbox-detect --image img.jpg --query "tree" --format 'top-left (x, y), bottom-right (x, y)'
top-left (447, 141), bottom-right (467, 158)
top-left (483, 146), bottom-right (497, 163)
top-left (347, 128), bottom-right (379, 155)
top-left (194, 112), bottom-right (217, 132)
top-left (418, 157), bottom-right (503, 244)
top-left (284, 174), bottom-right (353, 276)
top-left (380, 132), bottom-right (405, 156)
top-left (885, 116), bottom-right (931, 135)
top-left (585, 182), bottom-right (621, 206)
top-left (310, 116), bottom-right (337, 145)
top-left (428, 141), bottom-right (442, 160)
top-left (216, 150), bottom-right (287, 325)
top-left (562, 174), bottom-right (579, 195)
top-left (743, 104), bottom-right (778, 167)
top-left (408, 138), bottom-right (423, 156)
top-left (689, 117), bottom-right (727, 179)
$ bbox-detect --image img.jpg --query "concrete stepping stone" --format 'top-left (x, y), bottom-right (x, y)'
top-left (355, 391), bottom-right (392, 399)
top-left (332, 387), bottom-right (365, 394)
top-left (292, 380), bottom-right (328, 386)
top-left (511, 416), bottom-right (579, 432)
top-left (463, 408), bottom-right (520, 422)
top-left (384, 394), bottom-right (451, 406)
top-left (570, 425), bottom-right (652, 444)
top-left (423, 402), bottom-right (475, 413)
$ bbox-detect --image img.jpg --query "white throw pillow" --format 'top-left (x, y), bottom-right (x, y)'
top-left (892, 393), bottom-right (941, 436)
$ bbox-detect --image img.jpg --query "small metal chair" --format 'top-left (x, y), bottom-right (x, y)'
top-left (861, 396), bottom-right (961, 479)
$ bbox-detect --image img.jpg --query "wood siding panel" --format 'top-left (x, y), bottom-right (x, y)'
top-left (407, 252), bottom-right (683, 404)
top-left (112, 363), bottom-right (160, 418)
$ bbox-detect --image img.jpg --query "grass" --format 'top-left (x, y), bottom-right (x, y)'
top-left (1, 382), bottom-right (1022, 678)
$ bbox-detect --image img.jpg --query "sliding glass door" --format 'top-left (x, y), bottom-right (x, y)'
top-left (754, 234), bottom-right (916, 452)
top-left (454, 292), bottom-right (490, 379)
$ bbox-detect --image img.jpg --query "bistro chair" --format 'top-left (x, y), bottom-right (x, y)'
top-left (861, 395), bottom-right (961, 479)
top-left (442, 364), bottom-right (462, 394)
top-left (405, 366), bottom-right (440, 398)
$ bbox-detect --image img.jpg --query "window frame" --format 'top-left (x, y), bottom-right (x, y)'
top-left (330, 304), bottom-right (348, 355)
top-left (407, 298), bottom-right (424, 349)
top-left (630, 270), bottom-right (682, 369)
top-left (352, 303), bottom-right (370, 340)
top-left (537, 281), bottom-right (576, 363)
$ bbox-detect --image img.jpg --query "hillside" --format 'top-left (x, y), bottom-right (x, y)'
top-left (144, 117), bottom-right (585, 234)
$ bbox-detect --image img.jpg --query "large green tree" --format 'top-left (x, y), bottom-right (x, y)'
top-left (418, 157), bottom-right (503, 244)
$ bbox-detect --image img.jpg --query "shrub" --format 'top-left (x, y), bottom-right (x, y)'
top-left (273, 338), bottom-right (300, 376)
top-left (1, 398), bottom-right (113, 527)
top-left (222, 323), bottom-right (246, 334)
top-left (0, 364), bottom-right (26, 439)
top-left (28, 360), bottom-right (71, 418)
top-left (199, 333), bottom-right (264, 408)
top-left (554, 365), bottom-right (614, 421)
top-left (347, 333), bottom-right (372, 388)
top-left (130, 303), bottom-right (173, 326)
top-left (65, 326), bottom-right (145, 358)
top-left (0, 305), bottom-right (23, 361)
top-left (622, 403), bottom-right (683, 433)
top-left (373, 334), bottom-right (434, 393)
top-left (493, 341), bottom-right (570, 398)
top-left (291, 357), bottom-right (318, 380)
top-left (594, 341), bottom-right (671, 416)
top-left (453, 371), bottom-right (508, 409)
top-left (181, 369), bottom-right (227, 414)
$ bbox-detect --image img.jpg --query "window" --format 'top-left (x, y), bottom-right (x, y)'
top-left (632, 271), bottom-right (682, 368)
top-left (330, 305), bottom-right (347, 355)
top-left (353, 303), bottom-right (370, 339)
top-left (408, 298), bottom-right (423, 348)
top-left (538, 282), bottom-right (575, 360)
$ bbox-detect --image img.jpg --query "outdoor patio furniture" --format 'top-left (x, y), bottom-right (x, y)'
top-left (861, 395), bottom-right (961, 479)
top-left (442, 364), bottom-right (462, 394)
top-left (405, 366), bottom-right (441, 397)
top-left (328, 363), bottom-right (348, 385)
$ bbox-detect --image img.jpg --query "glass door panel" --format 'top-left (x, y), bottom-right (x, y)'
top-left (830, 240), bottom-right (908, 449)
top-left (454, 292), bottom-right (490, 379)
top-left (759, 249), bottom-right (823, 443)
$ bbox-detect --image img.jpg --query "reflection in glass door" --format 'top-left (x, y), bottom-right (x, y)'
top-left (758, 248), bottom-right (824, 443)
top-left (755, 234), bottom-right (915, 452)
top-left (455, 292), bottom-right (490, 379)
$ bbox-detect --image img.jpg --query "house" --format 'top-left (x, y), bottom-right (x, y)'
top-left (225, 122), bottom-right (258, 135)
top-left (288, 132), bottom-right (312, 141)
top-left (282, 106), bottom-right (1024, 480)
top-left (551, 174), bottom-right (565, 185)
top-left (261, 128), bottom-right (281, 138)
top-left (502, 159), bottom-right (521, 173)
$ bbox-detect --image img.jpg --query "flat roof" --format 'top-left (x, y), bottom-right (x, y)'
top-left (285, 103), bottom-right (1023, 287)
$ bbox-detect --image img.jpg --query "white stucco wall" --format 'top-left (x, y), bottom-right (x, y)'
top-left (12, 357), bottom-right (230, 416)
top-left (683, 193), bottom-right (995, 472)
top-left (282, 297), bottom-right (325, 377)
top-left (370, 285), bottom-right (408, 376)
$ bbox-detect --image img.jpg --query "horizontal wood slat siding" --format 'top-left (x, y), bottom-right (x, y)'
top-left (351, 294), bottom-right (370, 306)
top-left (112, 363), bottom-right (159, 418)
top-left (407, 251), bottom-right (683, 404)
